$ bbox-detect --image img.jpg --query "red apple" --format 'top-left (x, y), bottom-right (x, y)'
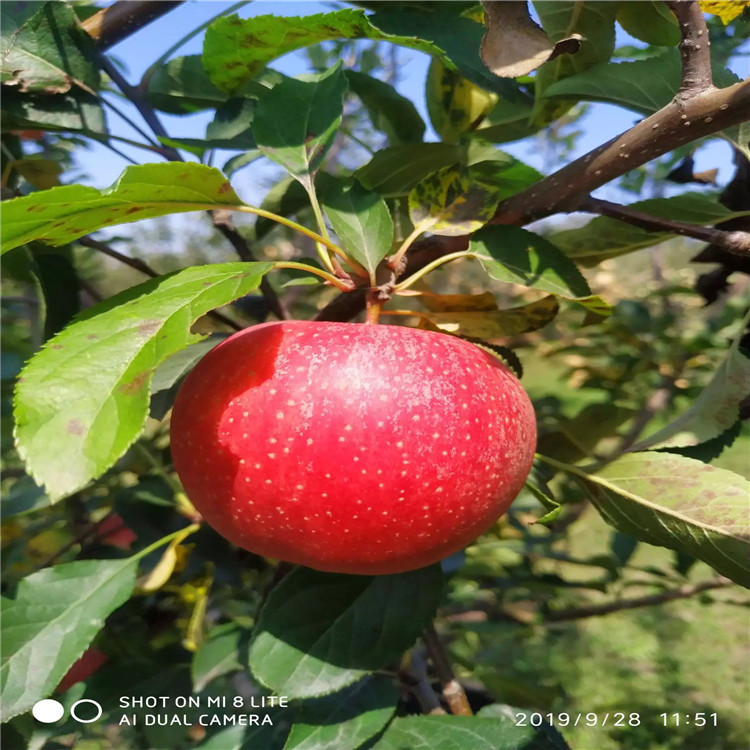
top-left (56, 647), bottom-right (108, 693)
top-left (96, 514), bottom-right (137, 551)
top-left (170, 321), bottom-right (536, 575)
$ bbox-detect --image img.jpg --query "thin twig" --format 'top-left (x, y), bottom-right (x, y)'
top-left (211, 210), bottom-right (290, 320)
top-left (99, 94), bottom-right (161, 148)
top-left (666, 1), bottom-right (714, 97)
top-left (546, 577), bottom-right (733, 622)
top-left (611, 374), bottom-right (680, 455)
top-left (33, 509), bottom-right (118, 571)
top-left (422, 623), bottom-right (473, 716)
top-left (96, 53), bottom-right (181, 162)
top-left (581, 197), bottom-right (750, 257)
top-left (78, 235), bottom-right (158, 277)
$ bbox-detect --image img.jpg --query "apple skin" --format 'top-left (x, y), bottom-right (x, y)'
top-left (171, 321), bottom-right (536, 575)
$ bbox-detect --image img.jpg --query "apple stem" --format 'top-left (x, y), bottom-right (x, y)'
top-left (365, 289), bottom-right (384, 324)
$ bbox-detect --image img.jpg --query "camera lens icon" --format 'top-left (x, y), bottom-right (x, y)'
top-left (32, 698), bottom-right (103, 724)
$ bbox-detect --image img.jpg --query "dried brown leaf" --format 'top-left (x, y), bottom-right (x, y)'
top-left (480, 1), bottom-right (582, 78)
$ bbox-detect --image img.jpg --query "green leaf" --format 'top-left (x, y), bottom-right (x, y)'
top-left (199, 708), bottom-right (290, 750)
top-left (1, 163), bottom-right (246, 254)
top-left (14, 262), bottom-right (274, 501)
top-left (357, 142), bottom-right (540, 200)
top-left (284, 675), bottom-right (398, 750)
top-left (201, 9), bottom-right (434, 94)
top-left (252, 66), bottom-right (347, 186)
top-left (524, 459), bottom-right (560, 515)
top-left (373, 714), bottom-right (571, 750)
top-left (634, 329), bottom-right (750, 450)
top-left (475, 96), bottom-right (540, 145)
top-left (0, 476), bottom-right (49, 518)
top-left (205, 97), bottom-right (256, 149)
top-left (468, 226), bottom-right (609, 314)
top-left (1, 2), bottom-right (100, 94)
top-left (409, 164), bottom-right (500, 236)
top-left (159, 98), bottom-right (259, 154)
top-left (665, 420), bottom-right (744, 464)
top-left (616, 1), bottom-right (680, 47)
top-left (584, 453), bottom-right (750, 588)
top-left (0, 87), bottom-right (106, 135)
top-left (368, 7), bottom-right (524, 100)
top-left (477, 705), bottom-right (572, 749)
top-left (256, 176), bottom-right (311, 239)
top-left (28, 245), bottom-right (80, 340)
top-left (192, 623), bottom-right (248, 693)
top-left (248, 565), bottom-right (443, 699)
top-left (0, 558), bottom-right (137, 721)
top-left (356, 143), bottom-right (464, 197)
top-left (532, 1), bottom-right (618, 125)
top-left (202, 8), bottom-right (521, 99)
top-left (202, 10), bottom-right (398, 95)
top-left (425, 57), bottom-right (498, 143)
top-left (146, 55), bottom-right (230, 114)
top-left (223, 150), bottom-right (263, 178)
top-left (345, 69), bottom-right (425, 145)
top-left (1, 1), bottom-right (41, 48)
top-left (550, 193), bottom-right (750, 265)
top-left (321, 178), bottom-right (394, 282)
top-left (150, 334), bottom-right (230, 421)
top-left (542, 48), bottom-right (740, 115)
top-left (726, 120), bottom-right (750, 161)
top-left (465, 153), bottom-right (543, 202)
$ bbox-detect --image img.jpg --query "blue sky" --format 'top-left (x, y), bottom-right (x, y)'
top-left (72, 1), bottom-right (748, 206)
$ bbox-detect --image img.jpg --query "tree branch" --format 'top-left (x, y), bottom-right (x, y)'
top-left (82, 1), bottom-right (184, 51)
top-left (211, 211), bottom-right (290, 320)
top-left (402, 646), bottom-right (448, 715)
top-left (546, 577), bottom-right (733, 622)
top-left (96, 53), bottom-right (182, 162)
top-left (493, 79), bottom-right (750, 225)
top-left (667, 1), bottom-right (713, 97)
top-left (581, 196), bottom-right (750, 257)
top-left (78, 235), bottom-right (158, 277)
top-left (422, 623), bottom-right (473, 716)
top-left (317, 76), bottom-right (750, 322)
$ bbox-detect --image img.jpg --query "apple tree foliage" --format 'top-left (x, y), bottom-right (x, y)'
top-left (1, 2), bottom-right (749, 749)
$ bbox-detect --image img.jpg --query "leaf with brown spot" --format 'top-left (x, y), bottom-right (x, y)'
top-left (568, 452), bottom-right (750, 588)
top-left (1, 3), bottom-right (100, 95)
top-left (14, 262), bottom-right (274, 502)
top-left (66, 419), bottom-right (84, 436)
top-left (480, 1), bottom-right (582, 78)
top-left (119, 372), bottom-right (151, 396)
top-left (1, 163), bottom-right (246, 254)
top-left (202, 9), bottom-right (445, 95)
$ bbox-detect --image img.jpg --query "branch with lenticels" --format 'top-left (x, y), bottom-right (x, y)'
top-left (579, 197), bottom-right (750, 257)
top-left (319, 0), bottom-right (750, 322)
